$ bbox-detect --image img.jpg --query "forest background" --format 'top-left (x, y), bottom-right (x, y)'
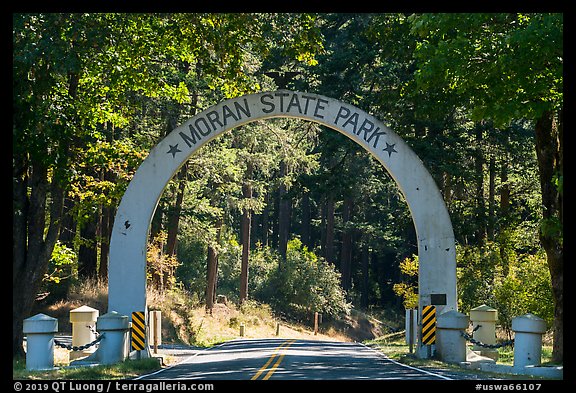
top-left (13, 13), bottom-right (563, 363)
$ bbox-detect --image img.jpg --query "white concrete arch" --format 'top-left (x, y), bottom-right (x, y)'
top-left (108, 90), bottom-right (457, 327)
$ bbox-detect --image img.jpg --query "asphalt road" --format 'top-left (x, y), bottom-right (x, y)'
top-left (137, 338), bottom-right (472, 381)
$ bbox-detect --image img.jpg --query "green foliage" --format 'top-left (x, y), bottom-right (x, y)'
top-left (493, 252), bottom-right (553, 332)
top-left (392, 255), bottom-right (419, 309)
top-left (175, 236), bottom-right (211, 297)
top-left (14, 14), bottom-right (561, 358)
top-left (457, 242), bottom-right (553, 331)
top-left (38, 241), bottom-right (77, 301)
top-left (214, 238), bottom-right (243, 302)
top-left (409, 13), bottom-right (563, 126)
top-left (262, 239), bottom-right (350, 319)
top-left (146, 231), bottom-right (180, 290)
top-left (540, 217), bottom-right (563, 245)
top-left (176, 232), bottom-right (350, 321)
top-left (44, 241), bottom-right (76, 284)
top-left (248, 243), bottom-right (279, 298)
top-left (457, 243), bottom-right (502, 312)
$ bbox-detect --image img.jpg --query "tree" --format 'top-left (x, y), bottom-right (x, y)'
top-left (12, 12), bottom-right (324, 358)
top-left (409, 13), bottom-right (563, 361)
top-left (263, 239), bottom-right (350, 319)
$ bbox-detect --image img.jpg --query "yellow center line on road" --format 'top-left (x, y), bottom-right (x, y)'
top-left (251, 339), bottom-right (297, 380)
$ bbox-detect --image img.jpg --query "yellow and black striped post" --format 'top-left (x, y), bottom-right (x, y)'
top-left (421, 305), bottom-right (436, 345)
top-left (131, 311), bottom-right (146, 351)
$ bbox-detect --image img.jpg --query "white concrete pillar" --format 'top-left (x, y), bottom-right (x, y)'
top-left (95, 311), bottom-right (130, 365)
top-left (469, 304), bottom-right (499, 360)
top-left (23, 313), bottom-right (58, 371)
top-left (69, 305), bottom-right (99, 360)
top-left (436, 310), bottom-right (469, 363)
top-left (512, 313), bottom-right (547, 368)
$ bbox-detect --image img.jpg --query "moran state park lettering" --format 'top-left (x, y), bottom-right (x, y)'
top-left (259, 92), bottom-right (329, 119)
top-left (178, 98), bottom-right (252, 148)
top-left (173, 91), bottom-right (396, 157)
top-left (334, 105), bottom-right (388, 150)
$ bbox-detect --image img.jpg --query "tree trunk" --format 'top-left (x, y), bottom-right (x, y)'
top-left (78, 213), bottom-right (98, 279)
top-left (340, 197), bottom-right (353, 290)
top-left (166, 164), bottom-right (187, 257)
top-left (150, 202), bottom-right (164, 240)
top-left (259, 192), bottom-right (270, 247)
top-left (474, 123), bottom-right (486, 245)
top-left (165, 98), bottom-right (185, 257)
top-left (99, 202), bottom-right (113, 281)
top-left (13, 162), bottom-right (65, 358)
top-left (240, 208), bottom-right (251, 303)
top-left (300, 192), bottom-right (312, 249)
top-left (99, 122), bottom-right (116, 282)
top-left (58, 195), bottom-right (77, 292)
top-left (206, 222), bottom-right (223, 311)
top-left (13, 69), bottom-right (74, 359)
top-left (324, 196), bottom-right (335, 264)
top-left (240, 164), bottom-right (253, 304)
top-left (278, 160), bottom-right (291, 260)
top-left (499, 150), bottom-right (511, 275)
top-left (59, 195), bottom-right (76, 248)
top-left (360, 242), bottom-right (370, 308)
top-left (534, 110), bottom-right (563, 363)
top-left (206, 246), bottom-right (218, 311)
top-left (487, 153), bottom-right (496, 241)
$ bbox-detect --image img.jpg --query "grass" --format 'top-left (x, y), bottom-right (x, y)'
top-left (16, 279), bottom-right (354, 379)
top-left (365, 334), bottom-right (559, 380)
top-left (493, 345), bottom-right (555, 366)
top-left (13, 357), bottom-right (162, 380)
top-left (19, 278), bottom-right (561, 380)
top-left (366, 334), bottom-right (555, 364)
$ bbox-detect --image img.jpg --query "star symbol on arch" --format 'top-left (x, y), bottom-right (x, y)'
top-left (167, 144), bottom-right (182, 158)
top-left (383, 142), bottom-right (398, 157)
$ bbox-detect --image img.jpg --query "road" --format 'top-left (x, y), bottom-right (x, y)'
top-left (137, 338), bottom-right (480, 380)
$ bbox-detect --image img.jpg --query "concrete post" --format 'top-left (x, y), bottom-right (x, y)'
top-left (436, 310), bottom-right (469, 363)
top-left (23, 313), bottom-right (58, 371)
top-left (95, 311), bottom-right (130, 365)
top-left (512, 313), bottom-right (547, 368)
top-left (405, 309), bottom-right (417, 353)
top-left (149, 310), bottom-right (161, 354)
top-left (69, 305), bottom-right (99, 361)
top-left (469, 304), bottom-right (499, 360)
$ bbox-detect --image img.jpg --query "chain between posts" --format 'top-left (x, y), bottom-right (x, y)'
top-left (460, 325), bottom-right (514, 349)
top-left (54, 327), bottom-right (104, 351)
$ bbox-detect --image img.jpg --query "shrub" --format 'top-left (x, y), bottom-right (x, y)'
top-left (392, 255), bottom-right (419, 310)
top-left (456, 242), bottom-right (553, 333)
top-left (492, 251), bottom-right (553, 333)
top-left (39, 241), bottom-right (77, 301)
top-left (261, 238), bottom-right (350, 319)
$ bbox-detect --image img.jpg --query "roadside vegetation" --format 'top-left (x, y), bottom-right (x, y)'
top-left (18, 276), bottom-right (395, 379)
top-left (14, 13), bottom-right (562, 371)
top-left (17, 274), bottom-right (555, 380)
